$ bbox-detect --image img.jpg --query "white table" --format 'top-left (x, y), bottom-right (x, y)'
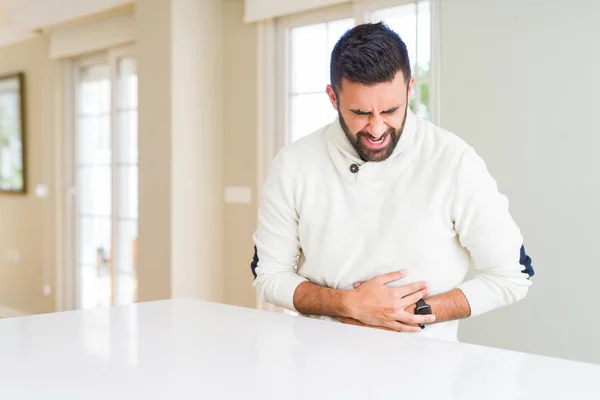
top-left (0, 299), bottom-right (598, 399)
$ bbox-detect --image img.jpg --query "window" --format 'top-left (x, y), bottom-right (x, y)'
top-left (114, 57), bottom-right (139, 307)
top-left (71, 47), bottom-right (138, 309)
top-left (287, 18), bottom-right (355, 142)
top-left (368, 1), bottom-right (431, 120)
top-left (276, 1), bottom-right (435, 146)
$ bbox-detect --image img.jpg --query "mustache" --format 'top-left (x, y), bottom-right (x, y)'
top-left (356, 127), bottom-right (397, 141)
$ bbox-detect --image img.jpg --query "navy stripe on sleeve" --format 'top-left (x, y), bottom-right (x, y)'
top-left (251, 244), bottom-right (535, 280)
top-left (251, 245), bottom-right (259, 279)
top-left (520, 245), bottom-right (535, 278)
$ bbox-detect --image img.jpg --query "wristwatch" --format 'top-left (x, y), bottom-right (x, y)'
top-left (415, 299), bottom-right (432, 329)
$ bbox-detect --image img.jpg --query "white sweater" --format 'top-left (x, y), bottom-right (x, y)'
top-left (253, 110), bottom-right (531, 341)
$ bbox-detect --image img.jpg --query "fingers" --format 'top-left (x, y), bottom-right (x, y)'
top-left (395, 281), bottom-right (429, 297)
top-left (375, 269), bottom-right (407, 285)
top-left (401, 288), bottom-right (429, 305)
top-left (339, 317), bottom-right (430, 333)
top-left (384, 320), bottom-right (423, 333)
top-left (353, 281), bottom-right (365, 289)
top-left (336, 317), bottom-right (396, 332)
top-left (395, 310), bottom-right (436, 325)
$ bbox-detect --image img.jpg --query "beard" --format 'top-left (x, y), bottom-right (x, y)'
top-left (338, 107), bottom-right (408, 162)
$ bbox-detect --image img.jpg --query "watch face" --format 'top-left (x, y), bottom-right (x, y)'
top-left (416, 305), bottom-right (432, 315)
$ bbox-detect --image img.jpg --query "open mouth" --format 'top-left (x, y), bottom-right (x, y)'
top-left (363, 133), bottom-right (390, 149)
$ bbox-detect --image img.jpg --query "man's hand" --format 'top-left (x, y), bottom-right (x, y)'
top-left (334, 316), bottom-right (398, 332)
top-left (344, 270), bottom-right (436, 332)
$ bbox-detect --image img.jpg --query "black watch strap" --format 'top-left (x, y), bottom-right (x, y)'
top-left (415, 299), bottom-right (432, 330)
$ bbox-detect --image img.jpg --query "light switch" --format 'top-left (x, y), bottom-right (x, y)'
top-left (224, 186), bottom-right (252, 204)
top-left (35, 184), bottom-right (48, 198)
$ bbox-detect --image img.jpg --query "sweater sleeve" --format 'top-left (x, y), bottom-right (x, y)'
top-left (453, 147), bottom-right (532, 317)
top-left (253, 152), bottom-right (308, 311)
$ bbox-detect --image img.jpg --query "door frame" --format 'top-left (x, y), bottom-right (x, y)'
top-left (60, 44), bottom-right (136, 311)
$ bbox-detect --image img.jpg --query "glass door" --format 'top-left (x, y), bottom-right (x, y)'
top-left (73, 47), bottom-right (138, 309)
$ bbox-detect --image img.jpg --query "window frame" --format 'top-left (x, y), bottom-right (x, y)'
top-left (65, 44), bottom-right (137, 310)
top-left (273, 0), bottom-right (440, 151)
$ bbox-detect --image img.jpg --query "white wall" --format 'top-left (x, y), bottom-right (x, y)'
top-left (136, 0), bottom-right (225, 303)
top-left (0, 37), bottom-right (59, 315)
top-left (440, 0), bottom-right (600, 364)
top-left (136, 0), bottom-right (173, 301)
top-left (223, 0), bottom-right (259, 309)
top-left (170, 0), bottom-right (224, 301)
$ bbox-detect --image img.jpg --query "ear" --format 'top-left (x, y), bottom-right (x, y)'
top-left (326, 85), bottom-right (339, 111)
top-left (407, 76), bottom-right (416, 99)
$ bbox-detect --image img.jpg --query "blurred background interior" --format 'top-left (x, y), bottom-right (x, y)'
top-left (0, 0), bottom-right (598, 365)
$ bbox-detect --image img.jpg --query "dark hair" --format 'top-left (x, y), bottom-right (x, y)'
top-left (330, 22), bottom-right (411, 92)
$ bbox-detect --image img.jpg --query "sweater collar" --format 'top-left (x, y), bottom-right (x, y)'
top-left (325, 108), bottom-right (420, 183)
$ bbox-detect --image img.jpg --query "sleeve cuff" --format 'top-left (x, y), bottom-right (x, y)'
top-left (457, 278), bottom-right (496, 318)
top-left (274, 274), bottom-right (309, 312)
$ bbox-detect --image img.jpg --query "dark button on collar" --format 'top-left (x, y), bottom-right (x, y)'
top-left (349, 164), bottom-right (359, 174)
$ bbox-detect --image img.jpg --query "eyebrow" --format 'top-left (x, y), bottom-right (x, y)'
top-left (350, 106), bottom-right (401, 116)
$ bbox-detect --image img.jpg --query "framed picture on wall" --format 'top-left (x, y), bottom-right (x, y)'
top-left (0, 72), bottom-right (26, 194)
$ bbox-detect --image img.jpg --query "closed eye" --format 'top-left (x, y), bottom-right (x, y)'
top-left (350, 106), bottom-right (400, 116)
top-left (350, 109), bottom-right (371, 116)
top-left (381, 107), bottom-right (400, 115)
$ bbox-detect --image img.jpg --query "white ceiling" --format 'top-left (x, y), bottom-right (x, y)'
top-left (0, 0), bottom-right (134, 47)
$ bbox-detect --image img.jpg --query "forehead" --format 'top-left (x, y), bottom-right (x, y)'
top-left (337, 72), bottom-right (408, 110)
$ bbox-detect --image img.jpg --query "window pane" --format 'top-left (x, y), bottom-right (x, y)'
top-left (117, 57), bottom-right (138, 109)
top-left (290, 92), bottom-right (336, 142)
top-left (115, 56), bottom-right (138, 306)
top-left (77, 216), bottom-right (111, 266)
top-left (291, 23), bottom-right (329, 93)
top-left (288, 18), bottom-right (353, 142)
top-left (77, 166), bottom-right (112, 216)
top-left (417, 1), bottom-right (431, 74)
top-left (418, 80), bottom-right (429, 119)
top-left (116, 220), bottom-right (137, 274)
top-left (117, 165), bottom-right (138, 219)
top-left (370, 3), bottom-right (418, 70)
top-left (76, 60), bottom-right (113, 310)
top-left (79, 64), bottom-right (110, 115)
top-left (116, 110), bottom-right (138, 164)
top-left (77, 115), bottom-right (110, 165)
top-left (115, 273), bottom-right (137, 306)
top-left (74, 55), bottom-right (138, 309)
top-left (78, 265), bottom-right (111, 310)
top-left (371, 2), bottom-right (431, 120)
top-left (290, 18), bottom-right (354, 95)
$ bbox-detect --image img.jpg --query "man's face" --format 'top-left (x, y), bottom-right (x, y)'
top-left (326, 72), bottom-right (414, 162)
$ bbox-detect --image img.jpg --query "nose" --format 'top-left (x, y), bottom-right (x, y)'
top-left (369, 115), bottom-right (387, 139)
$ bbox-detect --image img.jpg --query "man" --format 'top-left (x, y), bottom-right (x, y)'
top-left (252, 23), bottom-right (534, 340)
